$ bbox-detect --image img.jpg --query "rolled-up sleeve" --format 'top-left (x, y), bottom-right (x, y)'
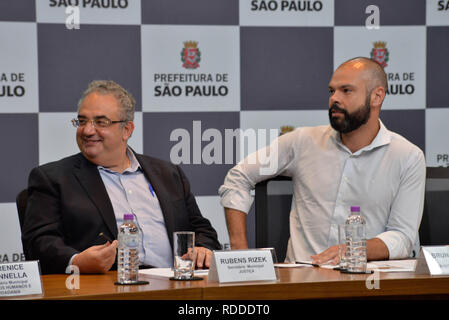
top-left (219, 130), bottom-right (297, 214)
top-left (376, 231), bottom-right (411, 260)
top-left (218, 167), bottom-right (255, 214)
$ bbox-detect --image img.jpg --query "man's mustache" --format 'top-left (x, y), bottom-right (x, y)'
top-left (329, 103), bottom-right (348, 115)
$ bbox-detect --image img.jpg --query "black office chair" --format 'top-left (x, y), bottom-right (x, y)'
top-left (255, 176), bottom-right (292, 262)
top-left (419, 167), bottom-right (449, 245)
top-left (16, 189), bottom-right (28, 230)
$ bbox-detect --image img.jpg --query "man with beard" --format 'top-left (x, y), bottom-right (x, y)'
top-left (218, 57), bottom-right (426, 264)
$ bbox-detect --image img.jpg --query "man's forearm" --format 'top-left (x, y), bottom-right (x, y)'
top-left (367, 238), bottom-right (389, 261)
top-left (225, 208), bottom-right (249, 249)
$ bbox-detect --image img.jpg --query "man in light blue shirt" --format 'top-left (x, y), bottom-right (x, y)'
top-left (98, 148), bottom-right (174, 267)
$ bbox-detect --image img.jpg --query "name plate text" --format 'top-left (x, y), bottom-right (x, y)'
top-left (422, 246), bottom-right (449, 275)
top-left (208, 249), bottom-right (277, 283)
top-left (0, 261), bottom-right (43, 297)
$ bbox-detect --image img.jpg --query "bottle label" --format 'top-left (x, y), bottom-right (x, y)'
top-left (121, 234), bottom-right (139, 248)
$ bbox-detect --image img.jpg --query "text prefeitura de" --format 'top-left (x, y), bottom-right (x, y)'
top-left (154, 73), bottom-right (229, 83)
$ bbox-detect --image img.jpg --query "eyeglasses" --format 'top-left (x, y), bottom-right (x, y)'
top-left (71, 117), bottom-right (127, 128)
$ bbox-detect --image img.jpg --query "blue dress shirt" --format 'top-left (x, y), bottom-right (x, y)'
top-left (98, 149), bottom-right (173, 267)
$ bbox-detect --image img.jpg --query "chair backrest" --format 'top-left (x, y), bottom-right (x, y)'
top-left (419, 167), bottom-right (449, 245)
top-left (255, 176), bottom-right (292, 262)
top-left (16, 189), bottom-right (28, 230)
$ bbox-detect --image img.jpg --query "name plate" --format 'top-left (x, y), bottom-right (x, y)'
top-left (420, 246), bottom-right (449, 275)
top-left (0, 261), bottom-right (43, 297)
top-left (208, 249), bottom-right (277, 283)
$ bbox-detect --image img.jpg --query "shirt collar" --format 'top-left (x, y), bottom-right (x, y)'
top-left (97, 147), bottom-right (142, 174)
top-left (329, 119), bottom-right (392, 155)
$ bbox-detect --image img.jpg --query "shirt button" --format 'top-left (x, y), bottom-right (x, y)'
top-left (128, 190), bottom-right (132, 194)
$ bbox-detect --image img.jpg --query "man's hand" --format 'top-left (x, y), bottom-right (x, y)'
top-left (195, 246), bottom-right (213, 269)
top-left (311, 245), bottom-right (341, 265)
top-left (72, 240), bottom-right (118, 274)
top-left (310, 238), bottom-right (390, 265)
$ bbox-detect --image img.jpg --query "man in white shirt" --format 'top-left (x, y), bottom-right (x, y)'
top-left (219, 57), bottom-right (426, 264)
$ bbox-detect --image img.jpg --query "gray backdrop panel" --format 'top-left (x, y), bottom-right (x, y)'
top-left (427, 26), bottom-right (449, 108)
top-left (241, 26), bottom-right (333, 110)
top-left (38, 24), bottom-right (142, 111)
top-left (143, 111), bottom-right (239, 196)
top-left (335, 0), bottom-right (425, 25)
top-left (0, 114), bottom-right (38, 202)
top-left (0, 0), bottom-right (35, 22)
top-left (142, 0), bottom-right (239, 25)
top-left (381, 109), bottom-right (425, 152)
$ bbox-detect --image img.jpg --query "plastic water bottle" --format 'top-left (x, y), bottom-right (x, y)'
top-left (345, 206), bottom-right (367, 273)
top-left (117, 213), bottom-right (140, 284)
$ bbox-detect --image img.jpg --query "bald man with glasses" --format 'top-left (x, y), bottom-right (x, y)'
top-left (22, 80), bottom-right (221, 274)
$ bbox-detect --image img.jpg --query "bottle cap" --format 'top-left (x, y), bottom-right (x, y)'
top-left (350, 206), bottom-right (360, 212)
top-left (123, 213), bottom-right (134, 221)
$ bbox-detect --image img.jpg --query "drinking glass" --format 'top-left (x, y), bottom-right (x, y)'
top-left (173, 231), bottom-right (196, 279)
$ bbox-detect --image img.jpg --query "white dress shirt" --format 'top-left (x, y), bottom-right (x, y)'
top-left (219, 121), bottom-right (426, 261)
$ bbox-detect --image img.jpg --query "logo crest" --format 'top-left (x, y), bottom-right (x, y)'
top-left (181, 41), bottom-right (201, 69)
top-left (370, 41), bottom-right (389, 68)
top-left (279, 125), bottom-right (294, 136)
